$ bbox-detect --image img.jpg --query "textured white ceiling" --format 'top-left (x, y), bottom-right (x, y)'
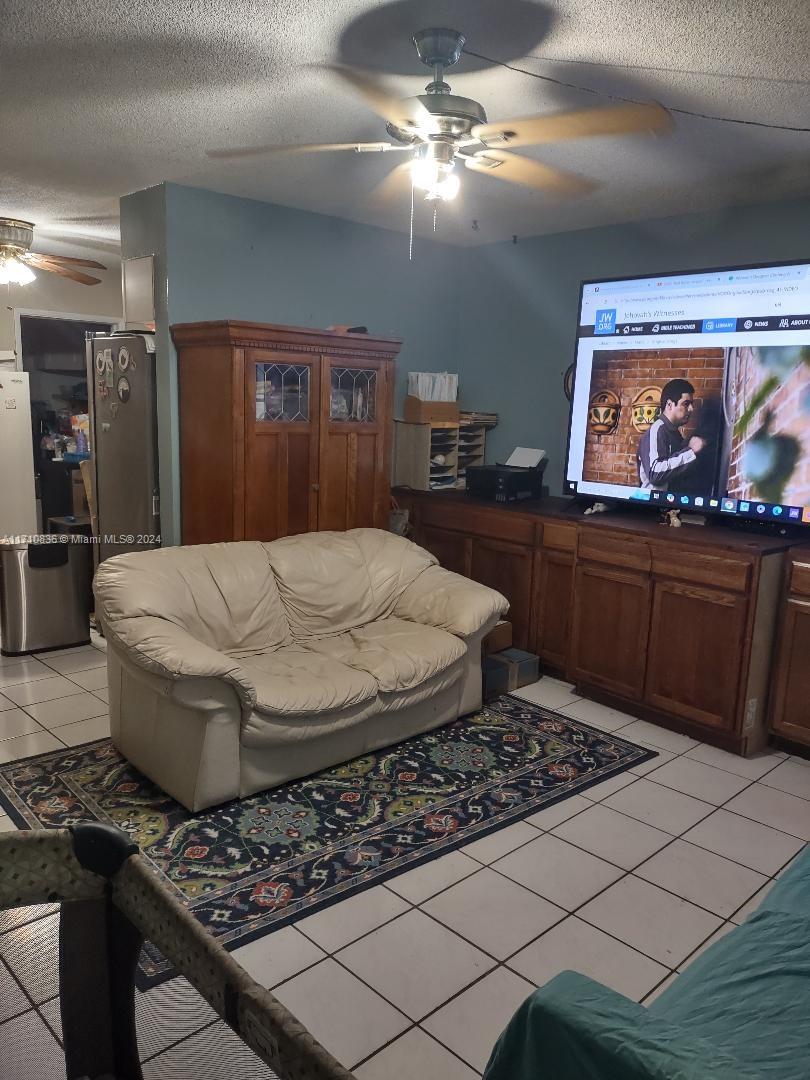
top-left (1, 0), bottom-right (809, 250)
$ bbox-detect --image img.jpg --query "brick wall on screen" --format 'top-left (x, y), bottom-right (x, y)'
top-left (582, 349), bottom-right (726, 486)
top-left (728, 346), bottom-right (810, 504)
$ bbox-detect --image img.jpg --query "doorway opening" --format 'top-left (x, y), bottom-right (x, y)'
top-left (16, 311), bottom-right (118, 529)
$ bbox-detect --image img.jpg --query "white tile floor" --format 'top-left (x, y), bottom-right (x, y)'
top-left (0, 639), bottom-right (110, 771)
top-left (0, 659), bottom-right (808, 1079)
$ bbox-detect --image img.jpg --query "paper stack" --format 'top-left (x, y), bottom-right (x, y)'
top-left (407, 372), bottom-right (458, 402)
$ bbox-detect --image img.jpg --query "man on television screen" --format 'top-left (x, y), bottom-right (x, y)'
top-left (637, 379), bottom-right (706, 492)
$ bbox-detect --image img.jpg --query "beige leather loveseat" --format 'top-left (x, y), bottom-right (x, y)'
top-left (95, 528), bottom-right (508, 811)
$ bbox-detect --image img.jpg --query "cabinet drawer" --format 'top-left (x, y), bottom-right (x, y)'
top-left (542, 522), bottom-right (577, 552)
top-left (789, 558), bottom-right (810, 599)
top-left (577, 532), bottom-right (651, 573)
top-left (651, 549), bottom-right (750, 593)
top-left (418, 502), bottom-right (535, 545)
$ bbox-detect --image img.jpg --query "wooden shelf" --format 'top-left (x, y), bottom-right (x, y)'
top-left (393, 418), bottom-right (490, 491)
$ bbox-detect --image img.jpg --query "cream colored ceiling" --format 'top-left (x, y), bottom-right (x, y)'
top-left (1, 0), bottom-right (808, 249)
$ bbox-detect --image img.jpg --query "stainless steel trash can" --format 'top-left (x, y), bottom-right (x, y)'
top-left (0, 539), bottom-right (92, 655)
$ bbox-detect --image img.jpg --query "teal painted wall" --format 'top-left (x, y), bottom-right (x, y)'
top-left (458, 198), bottom-right (810, 494)
top-left (122, 182), bottom-right (460, 543)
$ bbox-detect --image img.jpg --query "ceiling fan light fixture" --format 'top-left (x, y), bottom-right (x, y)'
top-left (411, 155), bottom-right (440, 191)
top-left (0, 249), bottom-right (36, 285)
top-left (411, 157), bottom-right (459, 201)
top-left (431, 170), bottom-right (460, 201)
top-left (411, 141), bottom-right (460, 201)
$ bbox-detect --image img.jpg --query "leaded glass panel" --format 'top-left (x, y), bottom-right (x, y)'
top-left (329, 367), bottom-right (377, 423)
top-left (255, 364), bottom-right (309, 422)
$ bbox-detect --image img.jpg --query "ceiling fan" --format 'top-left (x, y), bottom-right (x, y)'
top-left (0, 218), bottom-right (106, 286)
top-left (209, 27), bottom-right (674, 205)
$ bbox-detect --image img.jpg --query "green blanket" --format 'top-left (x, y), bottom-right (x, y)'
top-left (483, 971), bottom-right (761, 1080)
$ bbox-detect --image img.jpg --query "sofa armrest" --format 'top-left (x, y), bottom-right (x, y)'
top-left (392, 565), bottom-right (508, 639)
top-left (102, 615), bottom-right (256, 715)
top-left (483, 972), bottom-right (760, 1080)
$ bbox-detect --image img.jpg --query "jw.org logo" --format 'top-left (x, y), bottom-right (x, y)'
top-left (594, 308), bottom-right (617, 335)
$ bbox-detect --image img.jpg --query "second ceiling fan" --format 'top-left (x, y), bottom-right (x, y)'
top-left (210, 28), bottom-right (674, 205)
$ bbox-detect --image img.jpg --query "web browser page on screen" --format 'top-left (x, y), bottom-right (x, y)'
top-left (566, 262), bottom-right (810, 524)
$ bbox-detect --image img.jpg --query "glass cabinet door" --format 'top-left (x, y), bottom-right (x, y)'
top-left (255, 362), bottom-right (310, 422)
top-left (328, 366), bottom-right (377, 423)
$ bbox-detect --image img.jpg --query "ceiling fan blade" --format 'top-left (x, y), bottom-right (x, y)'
top-left (25, 254), bottom-right (102, 285)
top-left (368, 161), bottom-right (415, 208)
top-left (472, 102), bottom-right (674, 149)
top-left (207, 140), bottom-right (408, 160)
top-left (24, 252), bottom-right (106, 270)
top-left (323, 63), bottom-right (431, 131)
top-left (464, 151), bottom-right (598, 196)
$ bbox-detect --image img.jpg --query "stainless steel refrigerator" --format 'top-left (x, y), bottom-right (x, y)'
top-left (87, 334), bottom-right (160, 562)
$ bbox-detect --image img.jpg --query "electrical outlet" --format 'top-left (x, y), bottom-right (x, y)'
top-left (744, 697), bottom-right (758, 730)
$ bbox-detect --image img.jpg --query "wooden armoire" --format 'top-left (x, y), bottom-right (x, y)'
top-left (172, 321), bottom-right (401, 544)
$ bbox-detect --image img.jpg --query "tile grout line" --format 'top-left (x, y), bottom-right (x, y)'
top-left (138, 1015), bottom-right (221, 1065)
top-left (491, 756), bottom-right (803, 971)
top-left (0, 953), bottom-right (41, 1027)
top-left (36, 1001), bottom-right (63, 1049)
top-left (350, 1019), bottom-right (484, 1076)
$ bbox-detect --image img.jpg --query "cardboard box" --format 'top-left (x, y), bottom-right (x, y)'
top-left (483, 619), bottom-right (513, 655)
top-left (403, 396), bottom-right (460, 423)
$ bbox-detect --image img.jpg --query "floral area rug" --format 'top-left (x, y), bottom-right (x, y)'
top-left (0, 695), bottom-right (654, 987)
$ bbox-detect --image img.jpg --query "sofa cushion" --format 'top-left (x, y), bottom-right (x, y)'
top-left (304, 617), bottom-right (466, 693)
top-left (239, 646), bottom-right (378, 717)
top-left (264, 529), bottom-right (435, 641)
top-left (95, 542), bottom-right (291, 654)
top-left (351, 529), bottom-right (437, 616)
top-left (393, 564), bottom-right (509, 639)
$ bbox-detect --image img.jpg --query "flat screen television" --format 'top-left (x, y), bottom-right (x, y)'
top-left (565, 259), bottom-right (810, 526)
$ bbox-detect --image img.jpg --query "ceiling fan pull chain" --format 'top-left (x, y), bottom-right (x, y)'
top-left (409, 178), bottom-right (415, 262)
top-left (433, 205), bottom-right (438, 232)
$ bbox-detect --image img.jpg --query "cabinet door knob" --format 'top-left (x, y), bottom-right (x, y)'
top-left (312, 483), bottom-right (320, 492)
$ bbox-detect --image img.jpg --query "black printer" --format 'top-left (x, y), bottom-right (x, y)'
top-left (466, 457), bottom-right (548, 503)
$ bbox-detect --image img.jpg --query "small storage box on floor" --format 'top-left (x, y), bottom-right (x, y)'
top-left (484, 648), bottom-right (540, 699)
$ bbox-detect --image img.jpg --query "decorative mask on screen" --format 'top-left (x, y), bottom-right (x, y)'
top-left (631, 386), bottom-right (662, 432)
top-left (588, 389), bottom-right (620, 434)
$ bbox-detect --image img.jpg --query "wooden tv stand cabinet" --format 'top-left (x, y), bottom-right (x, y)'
top-left (394, 489), bottom-right (799, 755)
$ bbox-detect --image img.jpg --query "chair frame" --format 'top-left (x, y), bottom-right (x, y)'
top-left (0, 824), bottom-right (353, 1080)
